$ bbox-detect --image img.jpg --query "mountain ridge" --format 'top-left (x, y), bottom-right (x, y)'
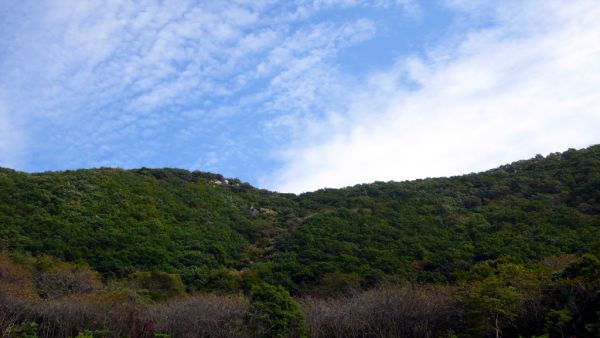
top-left (3, 146), bottom-right (595, 195)
top-left (1, 145), bottom-right (598, 289)
top-left (1, 144), bottom-right (599, 337)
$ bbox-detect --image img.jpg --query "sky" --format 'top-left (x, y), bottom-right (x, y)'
top-left (1, 0), bottom-right (599, 193)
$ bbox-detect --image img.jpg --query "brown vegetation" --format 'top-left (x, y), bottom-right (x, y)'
top-left (146, 295), bottom-right (249, 338)
top-left (0, 252), bottom-right (249, 337)
top-left (2, 251), bottom-right (599, 337)
top-left (301, 284), bottom-right (457, 338)
top-left (2, 251), bottom-right (459, 338)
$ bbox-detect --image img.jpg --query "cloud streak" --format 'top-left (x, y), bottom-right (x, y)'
top-left (270, 1), bottom-right (600, 193)
top-left (0, 0), bottom-right (405, 173)
top-left (2, 0), bottom-right (598, 192)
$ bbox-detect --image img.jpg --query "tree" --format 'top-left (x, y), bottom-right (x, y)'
top-left (544, 309), bottom-right (572, 338)
top-left (464, 276), bottom-right (523, 338)
top-left (127, 271), bottom-right (185, 301)
top-left (245, 282), bottom-right (306, 338)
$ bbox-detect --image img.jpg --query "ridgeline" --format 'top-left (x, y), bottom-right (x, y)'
top-left (1, 145), bottom-right (599, 337)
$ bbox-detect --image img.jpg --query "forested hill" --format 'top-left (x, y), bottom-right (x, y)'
top-left (1, 145), bottom-right (599, 292)
top-left (1, 145), bottom-right (600, 337)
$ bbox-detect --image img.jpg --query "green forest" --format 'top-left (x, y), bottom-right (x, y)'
top-left (1, 145), bottom-right (599, 337)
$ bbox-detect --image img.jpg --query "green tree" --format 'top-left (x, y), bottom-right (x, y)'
top-left (464, 276), bottom-right (523, 338)
top-left (74, 330), bottom-right (109, 338)
top-left (545, 309), bottom-right (572, 338)
top-left (127, 271), bottom-right (185, 301)
top-left (16, 321), bottom-right (38, 338)
top-left (543, 254), bottom-right (600, 336)
top-left (245, 282), bottom-right (306, 338)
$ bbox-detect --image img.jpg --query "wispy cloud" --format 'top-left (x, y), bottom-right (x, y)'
top-left (270, 1), bottom-right (600, 192)
top-left (3, 0), bottom-right (597, 192)
top-left (0, 92), bottom-right (23, 168)
top-left (0, 0), bottom-right (407, 174)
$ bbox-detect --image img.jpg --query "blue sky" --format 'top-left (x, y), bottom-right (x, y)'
top-left (1, 1), bottom-right (599, 192)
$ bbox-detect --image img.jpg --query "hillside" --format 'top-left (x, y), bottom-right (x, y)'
top-left (1, 145), bottom-right (599, 337)
top-left (2, 146), bottom-right (599, 288)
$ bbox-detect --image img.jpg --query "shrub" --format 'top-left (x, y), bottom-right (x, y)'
top-left (127, 271), bottom-right (185, 301)
top-left (301, 284), bottom-right (455, 338)
top-left (246, 282), bottom-right (306, 338)
top-left (146, 294), bottom-right (249, 338)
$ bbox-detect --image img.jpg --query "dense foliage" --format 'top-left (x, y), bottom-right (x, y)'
top-left (1, 145), bottom-right (599, 337)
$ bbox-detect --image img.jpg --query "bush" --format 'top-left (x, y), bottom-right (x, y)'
top-left (246, 282), bottom-right (306, 338)
top-left (301, 284), bottom-right (456, 338)
top-left (127, 271), bottom-right (185, 301)
top-left (146, 294), bottom-right (249, 338)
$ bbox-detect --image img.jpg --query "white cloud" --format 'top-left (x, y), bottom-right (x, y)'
top-left (1, 0), bottom-right (406, 170)
top-left (0, 93), bottom-right (23, 168)
top-left (270, 1), bottom-right (600, 193)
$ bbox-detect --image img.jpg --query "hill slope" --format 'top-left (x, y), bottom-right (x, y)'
top-left (1, 145), bottom-right (599, 293)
